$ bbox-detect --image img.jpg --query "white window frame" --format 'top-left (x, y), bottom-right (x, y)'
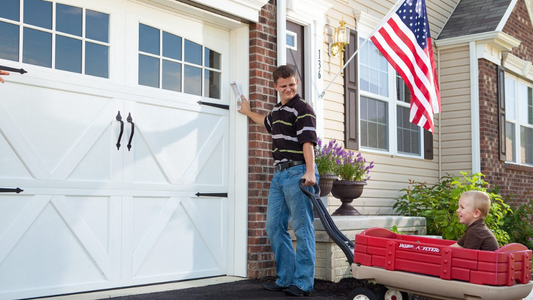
top-left (286, 30), bottom-right (297, 50)
top-left (0, 0), bottom-right (111, 78)
top-left (505, 74), bottom-right (533, 165)
top-left (358, 37), bottom-right (423, 158)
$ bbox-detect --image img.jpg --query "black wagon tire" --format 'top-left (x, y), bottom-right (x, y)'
top-left (346, 287), bottom-right (378, 300)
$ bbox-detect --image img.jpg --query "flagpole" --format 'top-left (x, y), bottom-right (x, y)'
top-left (319, 0), bottom-right (406, 99)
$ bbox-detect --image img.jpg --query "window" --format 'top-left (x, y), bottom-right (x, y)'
top-left (396, 74), bottom-right (421, 155)
top-left (358, 39), bottom-right (422, 156)
top-left (138, 23), bottom-right (222, 99)
top-left (506, 76), bottom-right (533, 165)
top-left (286, 31), bottom-right (297, 50)
top-left (0, 0), bottom-right (110, 78)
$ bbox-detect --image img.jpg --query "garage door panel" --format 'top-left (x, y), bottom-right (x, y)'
top-left (181, 197), bottom-right (227, 268)
top-left (0, 85), bottom-right (113, 175)
top-left (129, 107), bottom-right (183, 185)
top-left (66, 126), bottom-right (115, 182)
top-left (132, 103), bottom-right (228, 186)
top-left (191, 131), bottom-right (227, 186)
top-left (0, 195), bottom-right (51, 267)
top-left (0, 195), bottom-right (33, 247)
top-left (181, 116), bottom-right (228, 186)
top-left (132, 132), bottom-right (172, 184)
top-left (0, 201), bottom-right (107, 293)
top-left (132, 197), bottom-right (169, 248)
top-left (132, 197), bottom-right (226, 278)
top-left (53, 195), bottom-right (117, 279)
top-left (0, 96), bottom-right (50, 179)
top-left (0, 133), bottom-right (32, 179)
top-left (51, 100), bottom-right (119, 181)
top-left (131, 197), bottom-right (180, 275)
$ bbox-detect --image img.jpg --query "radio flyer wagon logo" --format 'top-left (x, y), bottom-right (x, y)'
top-left (398, 243), bottom-right (440, 253)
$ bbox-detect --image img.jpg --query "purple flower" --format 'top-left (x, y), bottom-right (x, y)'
top-left (315, 137), bottom-right (374, 181)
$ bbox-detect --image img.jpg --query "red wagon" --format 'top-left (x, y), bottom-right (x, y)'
top-left (352, 227), bottom-right (533, 300)
top-left (299, 180), bottom-right (533, 300)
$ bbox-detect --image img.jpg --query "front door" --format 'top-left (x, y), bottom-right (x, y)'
top-left (286, 21), bottom-right (305, 99)
top-left (0, 1), bottom-right (232, 299)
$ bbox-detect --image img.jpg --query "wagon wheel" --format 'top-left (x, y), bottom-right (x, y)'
top-left (346, 287), bottom-right (378, 300)
top-left (383, 289), bottom-right (409, 300)
top-left (376, 285), bottom-right (410, 300)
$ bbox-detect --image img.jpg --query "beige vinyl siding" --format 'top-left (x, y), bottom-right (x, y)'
top-left (322, 0), bottom-right (460, 139)
top-left (438, 46), bottom-right (473, 176)
top-left (321, 0), bottom-right (458, 215)
top-left (326, 151), bottom-right (440, 215)
top-left (322, 66), bottom-right (345, 141)
top-left (322, 0), bottom-right (459, 140)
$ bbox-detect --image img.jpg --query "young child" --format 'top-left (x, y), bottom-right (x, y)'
top-left (451, 191), bottom-right (499, 251)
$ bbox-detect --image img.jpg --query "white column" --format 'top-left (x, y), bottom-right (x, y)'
top-left (277, 0), bottom-right (287, 66)
top-left (470, 41), bottom-right (481, 174)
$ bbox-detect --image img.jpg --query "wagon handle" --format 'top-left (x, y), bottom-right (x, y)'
top-left (299, 179), bottom-right (355, 264)
top-left (298, 179), bottom-right (320, 197)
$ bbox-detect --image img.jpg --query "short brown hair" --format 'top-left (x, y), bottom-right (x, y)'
top-left (461, 191), bottom-right (491, 219)
top-left (272, 65), bottom-right (296, 84)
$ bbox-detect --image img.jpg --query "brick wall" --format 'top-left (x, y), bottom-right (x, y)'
top-left (478, 0), bottom-right (533, 207)
top-left (246, 0), bottom-right (278, 278)
top-left (503, 0), bottom-right (533, 63)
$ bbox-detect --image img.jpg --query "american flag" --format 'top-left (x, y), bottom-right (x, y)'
top-left (370, 0), bottom-right (441, 133)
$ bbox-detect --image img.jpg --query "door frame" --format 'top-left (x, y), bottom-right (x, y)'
top-left (284, 0), bottom-right (332, 137)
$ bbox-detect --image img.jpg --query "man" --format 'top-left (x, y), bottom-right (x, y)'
top-left (238, 65), bottom-right (318, 297)
top-left (0, 70), bottom-right (9, 83)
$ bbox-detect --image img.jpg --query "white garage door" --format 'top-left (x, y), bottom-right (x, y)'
top-left (0, 0), bottom-right (235, 299)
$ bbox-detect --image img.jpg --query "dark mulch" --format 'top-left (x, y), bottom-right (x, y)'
top-left (101, 276), bottom-right (435, 300)
top-left (313, 277), bottom-right (436, 300)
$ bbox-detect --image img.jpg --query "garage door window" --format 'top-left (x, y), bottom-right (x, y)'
top-left (0, 0), bottom-right (110, 78)
top-left (138, 23), bottom-right (221, 99)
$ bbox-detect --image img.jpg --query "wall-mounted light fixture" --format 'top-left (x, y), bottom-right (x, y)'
top-left (330, 18), bottom-right (350, 75)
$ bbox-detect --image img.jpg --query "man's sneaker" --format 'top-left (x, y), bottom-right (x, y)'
top-left (261, 282), bottom-right (288, 292)
top-left (284, 285), bottom-right (311, 297)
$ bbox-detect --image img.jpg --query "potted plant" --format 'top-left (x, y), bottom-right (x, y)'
top-left (315, 138), bottom-right (342, 197)
top-left (330, 147), bottom-right (374, 216)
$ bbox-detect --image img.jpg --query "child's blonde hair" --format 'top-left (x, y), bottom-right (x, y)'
top-left (461, 191), bottom-right (491, 219)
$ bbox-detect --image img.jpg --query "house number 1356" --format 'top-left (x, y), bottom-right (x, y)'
top-left (318, 49), bottom-right (322, 79)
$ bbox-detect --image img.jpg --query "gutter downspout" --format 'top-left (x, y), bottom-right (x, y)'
top-left (437, 43), bottom-right (442, 179)
top-left (470, 41), bottom-right (481, 174)
top-left (277, 0), bottom-right (286, 66)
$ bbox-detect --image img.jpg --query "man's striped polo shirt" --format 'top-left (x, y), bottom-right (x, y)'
top-left (264, 94), bottom-right (317, 166)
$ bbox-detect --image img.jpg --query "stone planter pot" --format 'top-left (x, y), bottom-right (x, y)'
top-left (318, 173), bottom-right (338, 197)
top-left (331, 180), bottom-right (367, 216)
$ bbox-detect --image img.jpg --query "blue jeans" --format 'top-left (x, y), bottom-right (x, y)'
top-left (266, 164), bottom-right (319, 292)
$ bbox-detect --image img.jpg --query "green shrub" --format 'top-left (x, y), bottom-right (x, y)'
top-left (501, 198), bottom-right (533, 249)
top-left (393, 172), bottom-right (512, 245)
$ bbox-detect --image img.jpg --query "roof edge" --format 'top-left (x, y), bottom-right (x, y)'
top-left (435, 31), bottom-right (521, 51)
top-left (495, 0), bottom-right (519, 31)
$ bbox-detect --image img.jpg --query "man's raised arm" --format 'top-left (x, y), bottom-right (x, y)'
top-left (237, 95), bottom-right (266, 127)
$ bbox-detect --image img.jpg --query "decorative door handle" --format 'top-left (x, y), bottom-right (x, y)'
top-left (0, 187), bottom-right (23, 193)
top-left (116, 111), bottom-right (124, 150)
top-left (197, 100), bottom-right (229, 110)
top-left (195, 192), bottom-right (228, 198)
top-left (0, 65), bottom-right (27, 74)
top-left (127, 113), bottom-right (134, 151)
